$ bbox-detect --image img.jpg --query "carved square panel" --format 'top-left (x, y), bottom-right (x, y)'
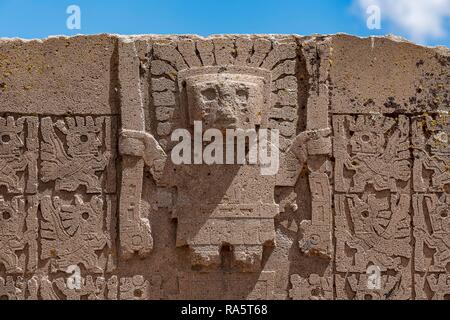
top-left (0, 116), bottom-right (38, 194)
top-left (40, 116), bottom-right (117, 194)
top-left (415, 274), bottom-right (450, 300)
top-left (40, 194), bottom-right (116, 274)
top-left (412, 114), bottom-right (450, 193)
top-left (0, 195), bottom-right (38, 274)
top-left (334, 193), bottom-right (412, 273)
top-left (333, 115), bottom-right (411, 193)
top-left (413, 193), bottom-right (450, 272)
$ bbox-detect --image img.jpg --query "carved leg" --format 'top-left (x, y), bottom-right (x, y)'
top-left (81, 249), bottom-right (103, 274)
top-left (232, 244), bottom-right (263, 272)
top-left (350, 172), bottom-right (367, 193)
top-left (190, 245), bottom-right (221, 270)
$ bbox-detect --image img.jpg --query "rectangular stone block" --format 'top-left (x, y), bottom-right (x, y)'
top-left (0, 34), bottom-right (448, 300)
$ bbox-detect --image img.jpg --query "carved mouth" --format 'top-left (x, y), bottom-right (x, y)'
top-left (0, 148), bottom-right (20, 156)
top-left (216, 117), bottom-right (237, 128)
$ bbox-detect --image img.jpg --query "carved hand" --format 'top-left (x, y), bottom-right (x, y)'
top-left (119, 129), bottom-right (167, 168)
top-left (289, 127), bottom-right (332, 163)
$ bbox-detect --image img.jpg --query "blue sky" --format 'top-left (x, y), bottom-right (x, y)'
top-left (0, 0), bottom-right (449, 47)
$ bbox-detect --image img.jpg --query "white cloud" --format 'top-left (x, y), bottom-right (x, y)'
top-left (357, 0), bottom-right (450, 43)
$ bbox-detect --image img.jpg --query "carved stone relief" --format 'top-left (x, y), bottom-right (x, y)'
top-left (0, 34), bottom-right (448, 300)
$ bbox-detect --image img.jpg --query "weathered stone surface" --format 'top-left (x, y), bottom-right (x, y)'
top-left (0, 35), bottom-right (119, 115)
top-left (330, 34), bottom-right (449, 114)
top-left (0, 34), bottom-right (448, 300)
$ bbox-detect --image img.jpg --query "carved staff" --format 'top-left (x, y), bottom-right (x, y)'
top-left (118, 39), bottom-right (153, 259)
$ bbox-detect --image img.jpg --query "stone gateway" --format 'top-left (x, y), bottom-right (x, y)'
top-left (0, 34), bottom-right (448, 300)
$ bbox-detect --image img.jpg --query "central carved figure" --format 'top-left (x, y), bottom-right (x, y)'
top-left (118, 40), bottom-right (331, 279)
top-left (172, 67), bottom-right (277, 271)
top-left (186, 73), bottom-right (264, 131)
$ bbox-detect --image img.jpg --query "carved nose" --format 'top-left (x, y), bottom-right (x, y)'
top-left (217, 103), bottom-right (235, 119)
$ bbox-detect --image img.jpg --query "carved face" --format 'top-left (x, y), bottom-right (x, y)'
top-left (186, 74), bottom-right (264, 131)
top-left (0, 129), bottom-right (23, 156)
top-left (347, 196), bottom-right (378, 234)
top-left (66, 127), bottom-right (101, 157)
top-left (350, 131), bottom-right (384, 155)
top-left (0, 197), bottom-right (25, 236)
top-left (59, 195), bottom-right (104, 237)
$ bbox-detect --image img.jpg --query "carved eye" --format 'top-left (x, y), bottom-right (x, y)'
top-left (361, 134), bottom-right (371, 142)
top-left (134, 289), bottom-right (143, 298)
top-left (311, 288), bottom-right (321, 297)
top-left (1, 210), bottom-right (11, 220)
top-left (80, 134), bottom-right (89, 143)
top-left (309, 234), bottom-right (320, 245)
top-left (201, 88), bottom-right (217, 101)
top-left (236, 88), bottom-right (249, 102)
top-left (1, 134), bottom-right (11, 143)
top-left (81, 211), bottom-right (90, 221)
top-left (361, 210), bottom-right (370, 218)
